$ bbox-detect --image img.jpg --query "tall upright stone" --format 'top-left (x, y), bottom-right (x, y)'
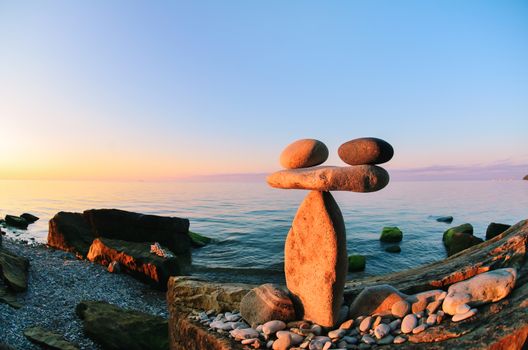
top-left (284, 190), bottom-right (348, 327)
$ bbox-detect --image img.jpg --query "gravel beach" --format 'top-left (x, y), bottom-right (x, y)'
top-left (0, 238), bottom-right (168, 349)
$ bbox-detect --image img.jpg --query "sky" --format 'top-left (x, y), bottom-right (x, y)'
top-left (1, 1), bottom-right (527, 181)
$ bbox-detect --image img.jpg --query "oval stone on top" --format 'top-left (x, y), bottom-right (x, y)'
top-left (280, 139), bottom-right (329, 169)
top-left (338, 137), bottom-right (394, 165)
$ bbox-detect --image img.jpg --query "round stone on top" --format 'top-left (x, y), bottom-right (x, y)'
top-left (280, 139), bottom-right (329, 169)
top-left (338, 137), bottom-right (393, 165)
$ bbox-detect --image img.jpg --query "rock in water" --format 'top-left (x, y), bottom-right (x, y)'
top-left (380, 227), bottom-right (403, 242)
top-left (20, 213), bottom-right (39, 224)
top-left (284, 191), bottom-right (348, 327)
top-left (442, 268), bottom-right (517, 315)
top-left (4, 215), bottom-right (28, 230)
top-left (436, 216), bottom-right (453, 223)
top-left (279, 139), bottom-right (329, 169)
top-left (240, 284), bottom-right (296, 327)
top-left (443, 223), bottom-right (483, 256)
top-left (348, 255), bottom-right (366, 272)
top-left (267, 165), bottom-right (389, 192)
top-left (24, 326), bottom-right (79, 350)
top-left (443, 223), bottom-right (473, 247)
top-left (485, 222), bottom-right (511, 240)
top-left (76, 300), bottom-right (168, 350)
top-left (338, 137), bottom-right (394, 165)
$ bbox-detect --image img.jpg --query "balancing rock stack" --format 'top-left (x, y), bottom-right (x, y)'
top-left (267, 137), bottom-right (393, 327)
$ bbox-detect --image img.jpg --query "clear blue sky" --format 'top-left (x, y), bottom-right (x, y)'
top-left (1, 1), bottom-right (527, 180)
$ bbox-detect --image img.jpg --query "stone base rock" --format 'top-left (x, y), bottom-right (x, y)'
top-left (76, 300), bottom-right (169, 350)
top-left (284, 190), bottom-right (348, 327)
top-left (87, 238), bottom-right (189, 290)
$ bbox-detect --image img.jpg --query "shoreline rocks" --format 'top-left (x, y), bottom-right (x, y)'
top-left (5, 215), bottom-right (29, 230)
top-left (443, 223), bottom-right (483, 256)
top-left (485, 222), bottom-right (511, 240)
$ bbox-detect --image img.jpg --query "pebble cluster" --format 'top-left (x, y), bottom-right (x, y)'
top-left (189, 290), bottom-right (480, 350)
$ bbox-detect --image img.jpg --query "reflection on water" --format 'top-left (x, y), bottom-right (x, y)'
top-left (1, 179), bottom-right (527, 284)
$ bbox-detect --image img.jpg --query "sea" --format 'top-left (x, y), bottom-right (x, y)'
top-left (1, 179), bottom-right (527, 285)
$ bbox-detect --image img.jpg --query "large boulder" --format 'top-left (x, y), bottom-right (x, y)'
top-left (76, 300), bottom-right (168, 350)
top-left (87, 238), bottom-right (189, 290)
top-left (4, 215), bottom-right (28, 229)
top-left (0, 248), bottom-right (29, 292)
top-left (284, 190), bottom-right (348, 327)
top-left (485, 222), bottom-right (511, 240)
top-left (83, 209), bottom-right (191, 255)
top-left (48, 212), bottom-right (94, 258)
top-left (239, 283), bottom-right (296, 327)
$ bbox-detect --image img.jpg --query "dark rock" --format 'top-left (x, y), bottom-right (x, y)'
top-left (523, 175), bottom-right (528, 180)
top-left (239, 283), bottom-right (296, 327)
top-left (48, 212), bottom-right (94, 258)
top-left (443, 223), bottom-right (473, 247)
top-left (0, 286), bottom-right (22, 308)
top-left (385, 245), bottom-right (401, 253)
top-left (348, 255), bottom-right (366, 271)
top-left (24, 326), bottom-right (79, 350)
top-left (486, 222), bottom-right (511, 240)
top-left (380, 227), bottom-right (403, 242)
top-left (83, 209), bottom-right (191, 255)
top-left (76, 300), bottom-right (169, 350)
top-left (338, 137), bottom-right (394, 165)
top-left (447, 232), bottom-right (484, 256)
top-left (4, 215), bottom-right (28, 229)
top-left (188, 231), bottom-right (212, 248)
top-left (0, 248), bottom-right (29, 292)
top-left (86, 238), bottom-right (189, 290)
top-left (0, 343), bottom-right (17, 350)
top-left (20, 213), bottom-right (39, 224)
top-left (436, 216), bottom-right (453, 223)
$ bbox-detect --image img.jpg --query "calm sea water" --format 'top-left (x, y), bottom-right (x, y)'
top-left (1, 180), bottom-right (527, 284)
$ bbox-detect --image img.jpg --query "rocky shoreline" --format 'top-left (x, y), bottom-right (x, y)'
top-left (0, 238), bottom-right (168, 349)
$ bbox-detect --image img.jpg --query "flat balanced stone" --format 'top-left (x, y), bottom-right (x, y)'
top-left (285, 191), bottom-right (348, 327)
top-left (280, 139), bottom-right (329, 169)
top-left (338, 137), bottom-right (394, 165)
top-left (267, 165), bottom-right (389, 192)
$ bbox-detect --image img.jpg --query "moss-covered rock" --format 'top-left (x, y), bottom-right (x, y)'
top-left (24, 326), bottom-right (79, 350)
top-left (188, 231), bottom-right (212, 248)
top-left (76, 300), bottom-right (169, 350)
top-left (348, 255), bottom-right (366, 272)
top-left (443, 223), bottom-right (473, 247)
top-left (447, 232), bottom-right (484, 256)
top-left (380, 227), bottom-right (403, 243)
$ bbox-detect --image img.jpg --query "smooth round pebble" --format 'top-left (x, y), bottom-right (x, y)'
top-left (339, 319), bottom-right (354, 330)
top-left (452, 308), bottom-right (477, 322)
top-left (338, 137), bottom-right (394, 165)
top-left (393, 335), bottom-right (407, 344)
top-left (262, 320), bottom-right (286, 335)
top-left (328, 328), bottom-right (347, 339)
top-left (426, 314), bottom-right (437, 326)
top-left (389, 319), bottom-right (401, 331)
top-left (401, 314), bottom-right (418, 334)
top-left (391, 300), bottom-right (410, 318)
top-left (280, 139), bottom-right (329, 169)
top-left (412, 324), bottom-right (427, 334)
top-left (359, 316), bottom-right (373, 332)
top-left (361, 334), bottom-right (376, 345)
top-left (455, 303), bottom-right (471, 315)
top-left (377, 334), bottom-right (394, 345)
top-left (374, 323), bottom-right (391, 339)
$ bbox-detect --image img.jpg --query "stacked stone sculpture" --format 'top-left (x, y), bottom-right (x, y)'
top-left (267, 137), bottom-right (393, 327)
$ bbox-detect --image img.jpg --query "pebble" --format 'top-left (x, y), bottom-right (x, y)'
top-left (411, 299), bottom-right (428, 314)
top-left (372, 315), bottom-right (382, 328)
top-left (412, 324), bottom-right (428, 334)
top-left (374, 323), bottom-right (391, 339)
top-left (359, 316), bottom-right (373, 332)
top-left (339, 319), bottom-right (354, 330)
top-left (415, 311), bottom-right (424, 319)
top-left (328, 328), bottom-right (347, 339)
top-left (230, 328), bottom-right (260, 340)
top-left (426, 299), bottom-right (442, 314)
top-left (311, 324), bottom-right (323, 336)
top-left (272, 334), bottom-right (292, 350)
top-left (267, 340), bottom-right (274, 349)
top-left (452, 308), bottom-right (477, 322)
top-left (401, 314), bottom-right (418, 334)
top-left (342, 336), bottom-right (358, 344)
top-left (455, 303), bottom-right (471, 315)
top-left (377, 334), bottom-right (394, 345)
top-left (426, 314), bottom-right (437, 326)
top-left (262, 320), bottom-right (286, 335)
top-left (393, 335), bottom-right (407, 344)
top-left (359, 344), bottom-right (371, 350)
top-left (437, 310), bottom-right (445, 324)
top-left (242, 338), bottom-right (259, 345)
top-left (361, 334), bottom-right (377, 345)
top-left (391, 300), bottom-right (410, 318)
top-left (389, 318), bottom-right (401, 331)
top-left (322, 341), bottom-right (333, 350)
top-left (277, 331), bottom-right (304, 345)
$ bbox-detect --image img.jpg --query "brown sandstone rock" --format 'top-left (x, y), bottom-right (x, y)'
top-left (239, 283), bottom-right (296, 327)
top-left (338, 137), bottom-right (394, 165)
top-left (284, 191), bottom-right (348, 327)
top-left (348, 284), bottom-right (408, 318)
top-left (279, 139), bottom-right (329, 169)
top-left (87, 238), bottom-right (189, 290)
top-left (48, 212), bottom-right (94, 258)
top-left (267, 165), bottom-right (389, 192)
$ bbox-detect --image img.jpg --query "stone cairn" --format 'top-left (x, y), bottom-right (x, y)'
top-left (267, 137), bottom-right (393, 327)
